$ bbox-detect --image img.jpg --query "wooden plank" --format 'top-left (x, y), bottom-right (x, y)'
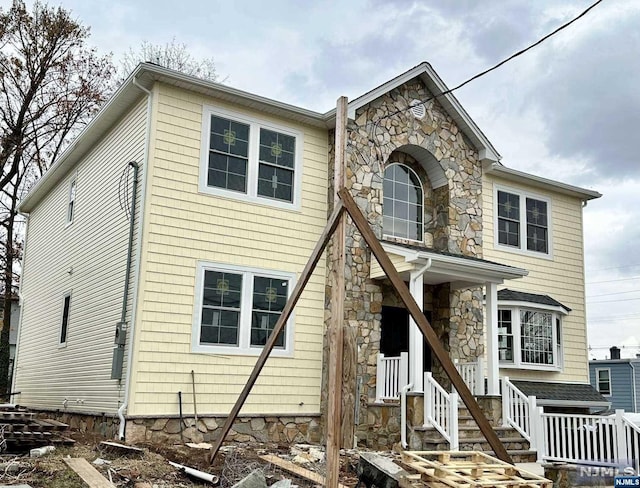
top-left (327, 95), bottom-right (348, 488)
top-left (260, 454), bottom-right (350, 488)
top-left (63, 458), bottom-right (114, 488)
top-left (338, 187), bottom-right (512, 464)
top-left (208, 200), bottom-right (346, 464)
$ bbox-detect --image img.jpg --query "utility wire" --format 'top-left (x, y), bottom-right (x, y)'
top-left (370, 0), bottom-right (603, 124)
top-left (586, 276), bottom-right (639, 285)
top-left (588, 297), bottom-right (640, 304)
top-left (587, 290), bottom-right (640, 298)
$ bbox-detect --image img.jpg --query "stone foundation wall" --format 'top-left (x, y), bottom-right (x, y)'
top-left (356, 403), bottom-right (402, 449)
top-left (32, 410), bottom-right (321, 446)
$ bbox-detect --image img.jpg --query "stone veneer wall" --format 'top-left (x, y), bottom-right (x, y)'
top-left (37, 410), bottom-right (321, 446)
top-left (322, 78), bottom-right (487, 448)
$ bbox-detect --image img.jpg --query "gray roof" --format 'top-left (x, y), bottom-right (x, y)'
top-left (512, 380), bottom-right (609, 407)
top-left (498, 289), bottom-right (571, 312)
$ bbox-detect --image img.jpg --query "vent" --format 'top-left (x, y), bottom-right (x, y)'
top-left (410, 101), bottom-right (426, 119)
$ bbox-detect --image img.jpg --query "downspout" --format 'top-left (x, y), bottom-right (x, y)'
top-left (400, 382), bottom-right (414, 449)
top-left (117, 76), bottom-right (152, 439)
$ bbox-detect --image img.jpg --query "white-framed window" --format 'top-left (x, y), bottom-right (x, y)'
top-left (495, 186), bottom-right (551, 257)
top-left (59, 293), bottom-right (71, 346)
top-left (596, 368), bottom-right (611, 395)
top-left (199, 106), bottom-right (303, 210)
top-left (498, 304), bottom-right (566, 370)
top-left (67, 177), bottom-right (77, 224)
top-left (192, 262), bottom-right (295, 356)
top-left (383, 163), bottom-right (423, 241)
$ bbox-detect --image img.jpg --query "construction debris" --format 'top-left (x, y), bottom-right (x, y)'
top-left (400, 451), bottom-right (552, 488)
top-left (260, 454), bottom-right (350, 488)
top-left (99, 440), bottom-right (144, 456)
top-left (358, 451), bottom-right (409, 488)
top-left (63, 457), bottom-right (115, 488)
top-left (0, 405), bottom-right (74, 451)
top-left (169, 460), bottom-right (219, 484)
top-left (230, 468), bottom-right (267, 488)
top-left (28, 445), bottom-right (55, 458)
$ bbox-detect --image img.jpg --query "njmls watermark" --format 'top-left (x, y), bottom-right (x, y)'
top-left (577, 462), bottom-right (638, 485)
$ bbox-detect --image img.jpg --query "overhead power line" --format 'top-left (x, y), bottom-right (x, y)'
top-left (589, 297), bottom-right (640, 304)
top-left (586, 290), bottom-right (640, 298)
top-left (373, 0), bottom-right (603, 124)
top-left (586, 276), bottom-right (639, 285)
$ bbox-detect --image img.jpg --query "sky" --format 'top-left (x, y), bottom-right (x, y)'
top-left (7, 0), bottom-right (639, 360)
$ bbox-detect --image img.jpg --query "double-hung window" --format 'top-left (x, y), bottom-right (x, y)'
top-left (497, 305), bottom-right (565, 370)
top-left (193, 262), bottom-right (294, 356)
top-left (496, 187), bottom-right (550, 256)
top-left (596, 368), bottom-right (611, 395)
top-left (200, 107), bottom-right (302, 208)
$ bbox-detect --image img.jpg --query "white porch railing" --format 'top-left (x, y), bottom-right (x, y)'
top-left (504, 378), bottom-right (640, 473)
top-left (536, 410), bottom-right (640, 473)
top-left (375, 352), bottom-right (408, 403)
top-left (424, 372), bottom-right (459, 450)
top-left (502, 376), bottom-right (536, 442)
top-left (454, 358), bottom-right (485, 396)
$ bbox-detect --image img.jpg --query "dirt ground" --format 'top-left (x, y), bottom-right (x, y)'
top-left (0, 431), bottom-right (362, 488)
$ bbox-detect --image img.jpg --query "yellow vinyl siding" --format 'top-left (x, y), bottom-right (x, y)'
top-left (483, 174), bottom-right (588, 383)
top-left (14, 98), bottom-right (147, 413)
top-left (128, 83), bottom-right (328, 416)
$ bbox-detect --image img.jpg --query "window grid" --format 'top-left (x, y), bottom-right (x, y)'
top-left (195, 264), bottom-right (293, 354)
top-left (207, 115), bottom-right (249, 193)
top-left (257, 128), bottom-right (295, 202)
top-left (383, 164), bottom-right (423, 241)
top-left (496, 188), bottom-right (550, 255)
top-left (520, 310), bottom-right (553, 365)
top-left (526, 198), bottom-right (548, 253)
top-left (498, 309), bottom-right (514, 362)
top-left (497, 191), bottom-right (520, 247)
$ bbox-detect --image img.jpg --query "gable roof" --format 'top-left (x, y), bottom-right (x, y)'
top-left (325, 62), bottom-right (501, 164)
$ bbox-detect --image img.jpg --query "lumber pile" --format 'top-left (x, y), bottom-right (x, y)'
top-left (0, 404), bottom-right (74, 451)
top-left (400, 451), bottom-right (552, 488)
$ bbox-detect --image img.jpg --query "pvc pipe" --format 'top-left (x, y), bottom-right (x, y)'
top-left (401, 382), bottom-right (414, 449)
top-left (169, 461), bottom-right (219, 484)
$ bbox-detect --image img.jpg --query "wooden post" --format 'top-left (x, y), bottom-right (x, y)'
top-left (326, 96), bottom-right (348, 488)
top-left (337, 187), bottom-right (513, 464)
top-left (208, 201), bottom-right (346, 464)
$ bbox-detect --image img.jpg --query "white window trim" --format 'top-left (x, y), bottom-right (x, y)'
top-left (497, 302), bottom-right (566, 371)
top-left (595, 367), bottom-right (612, 396)
top-left (66, 174), bottom-right (77, 227)
top-left (191, 261), bottom-right (295, 357)
top-left (493, 184), bottom-right (553, 260)
top-left (58, 292), bottom-right (72, 348)
top-left (199, 105), bottom-right (304, 211)
top-left (382, 162), bottom-right (425, 243)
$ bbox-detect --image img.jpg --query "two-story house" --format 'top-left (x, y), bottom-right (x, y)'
top-left (590, 347), bottom-right (640, 413)
top-left (12, 62), bottom-right (603, 450)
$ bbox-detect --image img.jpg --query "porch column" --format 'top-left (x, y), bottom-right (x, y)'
top-left (409, 270), bottom-right (424, 392)
top-left (485, 281), bottom-right (499, 395)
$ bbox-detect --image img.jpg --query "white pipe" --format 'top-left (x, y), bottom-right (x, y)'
top-left (117, 76), bottom-right (152, 440)
top-left (412, 258), bottom-right (432, 280)
top-left (400, 382), bottom-right (414, 449)
top-left (630, 361), bottom-right (638, 412)
top-left (169, 461), bottom-right (219, 484)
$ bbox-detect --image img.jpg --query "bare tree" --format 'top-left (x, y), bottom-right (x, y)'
top-left (121, 37), bottom-right (223, 82)
top-left (0, 0), bottom-right (115, 398)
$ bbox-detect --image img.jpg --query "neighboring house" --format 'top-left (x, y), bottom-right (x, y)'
top-left (589, 347), bottom-right (640, 413)
top-left (13, 62), bottom-right (603, 447)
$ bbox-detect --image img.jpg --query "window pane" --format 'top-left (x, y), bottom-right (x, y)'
top-left (200, 271), bottom-right (242, 346)
top-left (498, 309), bottom-right (513, 362)
top-left (60, 295), bottom-right (71, 344)
top-left (257, 164), bottom-right (294, 202)
top-left (250, 276), bottom-right (288, 348)
top-left (259, 129), bottom-right (295, 169)
top-left (498, 191), bottom-right (519, 219)
top-left (520, 310), bottom-right (553, 365)
top-left (208, 115), bottom-right (249, 192)
top-left (383, 164), bottom-right (423, 240)
top-left (527, 225), bottom-right (548, 253)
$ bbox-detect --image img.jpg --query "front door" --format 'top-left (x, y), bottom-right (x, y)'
top-left (381, 306), bottom-right (432, 372)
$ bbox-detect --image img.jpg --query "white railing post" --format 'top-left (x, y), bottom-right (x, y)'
top-left (399, 352), bottom-right (409, 393)
top-left (528, 396), bottom-right (538, 449)
top-left (502, 376), bottom-right (510, 427)
top-left (615, 409), bottom-right (626, 465)
top-left (535, 407), bottom-right (545, 463)
top-left (475, 357), bottom-right (484, 395)
top-left (375, 353), bottom-right (384, 403)
top-left (424, 372), bottom-right (433, 427)
top-left (450, 392), bottom-right (459, 451)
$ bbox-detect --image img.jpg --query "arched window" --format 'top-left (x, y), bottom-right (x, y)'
top-left (383, 163), bottom-right (423, 241)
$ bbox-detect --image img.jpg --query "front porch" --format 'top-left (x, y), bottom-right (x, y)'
top-left (370, 241), bottom-right (528, 398)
